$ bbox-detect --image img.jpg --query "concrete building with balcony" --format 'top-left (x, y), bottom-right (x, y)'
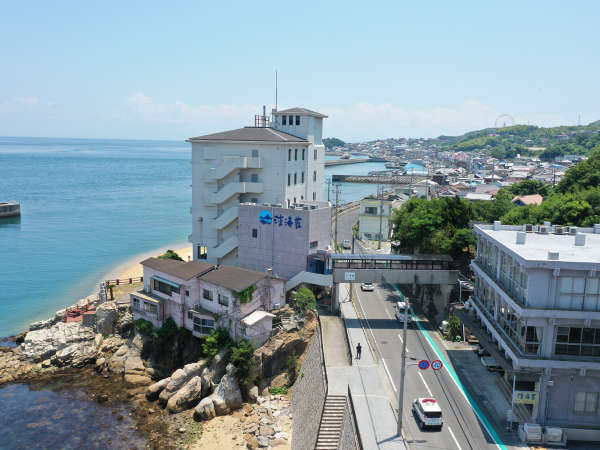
top-left (237, 201), bottom-right (332, 290)
top-left (470, 221), bottom-right (600, 440)
top-left (130, 257), bottom-right (285, 346)
top-left (187, 107), bottom-right (327, 265)
top-left (358, 195), bottom-right (402, 242)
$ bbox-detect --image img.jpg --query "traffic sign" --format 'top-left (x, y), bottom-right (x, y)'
top-left (418, 360), bottom-right (430, 370)
top-left (431, 360), bottom-right (443, 371)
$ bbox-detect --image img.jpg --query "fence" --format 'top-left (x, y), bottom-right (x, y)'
top-left (103, 276), bottom-right (143, 286)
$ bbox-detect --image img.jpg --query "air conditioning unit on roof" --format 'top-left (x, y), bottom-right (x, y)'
top-left (569, 227), bottom-right (578, 235)
top-left (555, 226), bottom-right (565, 235)
top-left (539, 226), bottom-right (549, 234)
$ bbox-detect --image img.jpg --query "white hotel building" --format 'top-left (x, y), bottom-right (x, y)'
top-left (187, 108), bottom-right (327, 265)
top-left (471, 222), bottom-right (600, 439)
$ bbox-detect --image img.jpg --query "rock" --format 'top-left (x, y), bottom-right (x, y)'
top-left (41, 359), bottom-right (52, 368)
top-left (271, 439), bottom-right (288, 447)
top-left (29, 318), bottom-right (54, 331)
top-left (166, 376), bottom-right (205, 413)
top-left (274, 432), bottom-right (288, 440)
top-left (247, 384), bottom-right (259, 403)
top-left (148, 408), bottom-right (154, 414)
top-left (124, 374), bottom-right (152, 386)
top-left (194, 363), bottom-right (242, 420)
top-left (22, 322), bottom-right (98, 367)
top-left (259, 425), bottom-right (274, 436)
top-left (178, 427), bottom-right (186, 433)
top-left (257, 436), bottom-right (269, 448)
top-left (96, 302), bottom-right (118, 336)
top-left (270, 372), bottom-right (290, 389)
top-left (115, 311), bottom-right (134, 336)
top-left (158, 359), bottom-right (207, 405)
top-left (259, 416), bottom-right (273, 425)
top-left (245, 435), bottom-right (259, 449)
top-left (257, 396), bottom-right (266, 405)
top-left (98, 394), bottom-right (109, 403)
top-left (146, 377), bottom-right (170, 400)
top-left (55, 309), bottom-right (66, 322)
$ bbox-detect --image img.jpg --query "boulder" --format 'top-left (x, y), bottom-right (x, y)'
top-left (22, 322), bottom-right (98, 366)
top-left (166, 376), bottom-right (205, 413)
top-left (146, 377), bottom-right (170, 401)
top-left (29, 318), bottom-right (54, 331)
top-left (96, 302), bottom-right (118, 336)
top-left (158, 359), bottom-right (207, 405)
top-left (247, 384), bottom-right (259, 403)
top-left (124, 374), bottom-right (152, 386)
top-left (270, 372), bottom-right (291, 389)
top-left (107, 345), bottom-right (128, 373)
top-left (194, 363), bottom-right (242, 420)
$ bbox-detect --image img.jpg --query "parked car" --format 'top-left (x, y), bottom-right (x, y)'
top-left (412, 397), bottom-right (443, 429)
top-left (342, 239), bottom-right (352, 249)
top-left (361, 282), bottom-right (374, 291)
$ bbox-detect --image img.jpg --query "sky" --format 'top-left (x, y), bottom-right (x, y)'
top-left (1, 1), bottom-right (599, 142)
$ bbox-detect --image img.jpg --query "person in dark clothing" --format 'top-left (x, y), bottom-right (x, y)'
top-left (356, 342), bottom-right (362, 360)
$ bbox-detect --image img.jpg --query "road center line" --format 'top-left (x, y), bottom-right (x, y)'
top-left (418, 371), bottom-right (433, 396)
top-left (447, 426), bottom-right (463, 450)
top-left (382, 358), bottom-right (397, 392)
top-left (385, 308), bottom-right (393, 320)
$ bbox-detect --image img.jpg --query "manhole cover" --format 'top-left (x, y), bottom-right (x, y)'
top-left (381, 340), bottom-right (389, 344)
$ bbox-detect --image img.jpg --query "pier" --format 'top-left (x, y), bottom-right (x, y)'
top-left (331, 174), bottom-right (429, 184)
top-left (324, 158), bottom-right (372, 167)
top-left (0, 202), bottom-right (20, 218)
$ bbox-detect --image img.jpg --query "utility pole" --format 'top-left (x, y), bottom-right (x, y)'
top-left (397, 296), bottom-right (409, 436)
top-left (326, 178), bottom-right (332, 202)
top-left (378, 184), bottom-right (384, 250)
top-left (334, 184), bottom-right (340, 250)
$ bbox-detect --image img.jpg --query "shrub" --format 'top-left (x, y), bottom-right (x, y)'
top-left (233, 285), bottom-right (257, 304)
top-left (230, 338), bottom-right (256, 386)
top-left (135, 318), bottom-right (154, 336)
top-left (445, 314), bottom-right (462, 341)
top-left (158, 249), bottom-right (184, 261)
top-left (202, 327), bottom-right (231, 361)
top-left (286, 352), bottom-right (299, 383)
top-left (152, 317), bottom-right (179, 351)
top-left (295, 287), bottom-right (316, 312)
top-left (269, 386), bottom-right (288, 395)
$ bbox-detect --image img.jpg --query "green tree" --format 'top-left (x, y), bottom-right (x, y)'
top-left (202, 327), bottom-right (231, 361)
top-left (230, 338), bottom-right (256, 386)
top-left (295, 287), bottom-right (317, 312)
top-left (158, 249), bottom-right (184, 261)
top-left (446, 314), bottom-right (461, 341)
top-left (557, 149), bottom-right (600, 193)
top-left (322, 137), bottom-right (345, 149)
top-left (509, 179), bottom-right (551, 197)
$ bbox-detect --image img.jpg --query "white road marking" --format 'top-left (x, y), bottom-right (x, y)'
top-left (447, 426), bottom-right (463, 450)
top-left (397, 333), bottom-right (403, 343)
top-left (385, 309), bottom-right (393, 320)
top-left (382, 358), bottom-right (397, 392)
top-left (418, 372), bottom-right (433, 396)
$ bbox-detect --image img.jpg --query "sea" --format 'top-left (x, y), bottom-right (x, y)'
top-left (0, 136), bottom-right (386, 447)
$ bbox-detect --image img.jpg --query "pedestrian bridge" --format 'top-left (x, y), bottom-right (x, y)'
top-left (330, 253), bottom-right (458, 285)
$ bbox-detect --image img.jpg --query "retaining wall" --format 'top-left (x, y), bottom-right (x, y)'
top-left (339, 397), bottom-right (360, 450)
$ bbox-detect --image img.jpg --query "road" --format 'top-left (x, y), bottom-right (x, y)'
top-left (353, 282), bottom-right (502, 450)
top-left (332, 205), bottom-right (359, 247)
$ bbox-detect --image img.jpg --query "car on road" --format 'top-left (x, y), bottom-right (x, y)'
top-left (394, 301), bottom-right (413, 326)
top-left (412, 397), bottom-right (443, 429)
top-left (342, 239), bottom-right (352, 249)
top-left (361, 282), bottom-right (374, 291)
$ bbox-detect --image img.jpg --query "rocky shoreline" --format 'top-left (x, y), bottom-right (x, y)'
top-left (0, 292), bottom-right (315, 449)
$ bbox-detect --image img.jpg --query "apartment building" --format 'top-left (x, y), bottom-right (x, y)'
top-left (471, 222), bottom-right (600, 439)
top-left (358, 195), bottom-right (402, 242)
top-left (187, 107), bottom-right (327, 265)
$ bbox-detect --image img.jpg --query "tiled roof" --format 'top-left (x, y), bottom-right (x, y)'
top-left (200, 265), bottom-right (267, 292)
top-left (188, 127), bottom-right (307, 143)
top-left (512, 194), bottom-right (543, 206)
top-left (141, 258), bottom-right (216, 281)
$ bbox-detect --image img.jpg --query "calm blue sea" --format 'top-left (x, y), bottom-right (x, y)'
top-left (0, 137), bottom-right (385, 338)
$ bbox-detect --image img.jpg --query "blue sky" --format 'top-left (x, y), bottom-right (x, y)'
top-left (1, 1), bottom-right (598, 141)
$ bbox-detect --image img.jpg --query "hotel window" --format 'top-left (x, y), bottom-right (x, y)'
top-left (310, 241), bottom-right (318, 248)
top-left (294, 173), bottom-right (297, 184)
top-left (288, 174), bottom-right (291, 186)
top-left (197, 245), bottom-right (207, 260)
top-left (302, 149), bottom-right (305, 160)
top-left (555, 327), bottom-right (600, 357)
top-left (252, 228), bottom-right (257, 238)
top-left (144, 301), bottom-right (158, 314)
top-left (313, 192), bottom-right (316, 200)
top-left (574, 392), bottom-right (598, 413)
top-left (203, 289), bottom-right (213, 301)
top-left (296, 115), bottom-right (300, 125)
top-left (193, 316), bottom-right (215, 335)
top-left (559, 277), bottom-right (586, 309)
top-left (251, 174), bottom-right (258, 182)
top-left (132, 297), bottom-right (140, 309)
top-left (218, 294), bottom-right (229, 307)
top-left (313, 170), bottom-right (317, 182)
top-left (282, 115), bottom-right (287, 125)
top-left (251, 149), bottom-right (259, 157)
top-left (314, 148), bottom-right (318, 160)
top-left (301, 172), bottom-right (304, 183)
top-left (288, 148), bottom-right (292, 161)
top-left (185, 290), bottom-right (189, 297)
top-left (288, 115), bottom-right (293, 125)
top-left (295, 148), bottom-right (298, 160)
top-left (294, 197), bottom-right (296, 204)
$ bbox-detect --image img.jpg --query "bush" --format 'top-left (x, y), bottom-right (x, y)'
top-left (295, 287), bottom-right (316, 312)
top-left (202, 327), bottom-right (231, 361)
top-left (230, 338), bottom-right (256, 386)
top-left (286, 352), bottom-right (299, 383)
top-left (445, 314), bottom-right (462, 341)
top-left (152, 317), bottom-right (179, 351)
top-left (158, 249), bottom-right (184, 261)
top-left (233, 285), bottom-right (257, 304)
top-left (135, 318), bottom-right (154, 336)
top-left (269, 386), bottom-right (288, 395)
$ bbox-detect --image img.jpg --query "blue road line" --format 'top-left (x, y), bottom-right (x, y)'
top-left (393, 284), bottom-right (507, 450)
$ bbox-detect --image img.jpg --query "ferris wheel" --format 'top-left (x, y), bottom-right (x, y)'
top-left (494, 114), bottom-right (515, 128)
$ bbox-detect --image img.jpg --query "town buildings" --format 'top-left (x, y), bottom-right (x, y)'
top-left (187, 107), bottom-right (327, 265)
top-left (130, 257), bottom-right (285, 346)
top-left (358, 195), bottom-right (402, 242)
top-left (470, 222), bottom-right (600, 439)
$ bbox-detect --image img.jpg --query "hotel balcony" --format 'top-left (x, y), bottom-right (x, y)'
top-left (214, 206), bottom-right (238, 230)
top-left (204, 156), bottom-right (262, 182)
top-left (213, 235), bottom-right (238, 259)
top-left (206, 182), bottom-right (263, 205)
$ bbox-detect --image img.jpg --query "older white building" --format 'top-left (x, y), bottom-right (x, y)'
top-left (187, 107), bottom-right (327, 265)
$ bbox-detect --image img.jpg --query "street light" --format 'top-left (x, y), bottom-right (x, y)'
top-left (397, 296), bottom-right (410, 436)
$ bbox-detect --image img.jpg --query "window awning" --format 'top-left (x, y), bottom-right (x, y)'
top-left (152, 276), bottom-right (181, 289)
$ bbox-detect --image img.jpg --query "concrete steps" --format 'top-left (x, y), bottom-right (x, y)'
top-left (315, 395), bottom-right (346, 450)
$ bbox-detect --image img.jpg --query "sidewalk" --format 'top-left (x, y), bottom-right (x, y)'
top-left (321, 284), bottom-right (405, 450)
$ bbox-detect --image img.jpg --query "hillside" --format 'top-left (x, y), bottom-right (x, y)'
top-left (432, 121), bottom-right (600, 160)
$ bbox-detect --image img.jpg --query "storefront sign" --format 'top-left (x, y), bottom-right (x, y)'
top-left (259, 211), bottom-right (302, 229)
top-left (513, 390), bottom-right (539, 405)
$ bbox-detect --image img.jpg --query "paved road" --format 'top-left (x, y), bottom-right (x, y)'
top-left (352, 282), bottom-right (504, 450)
top-left (333, 205), bottom-right (359, 247)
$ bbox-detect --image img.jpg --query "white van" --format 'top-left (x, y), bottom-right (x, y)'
top-left (342, 239), bottom-right (352, 249)
top-left (412, 397), bottom-right (443, 429)
top-left (394, 301), bottom-right (413, 326)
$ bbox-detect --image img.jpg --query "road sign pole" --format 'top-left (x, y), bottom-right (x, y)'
top-left (397, 297), bottom-right (409, 436)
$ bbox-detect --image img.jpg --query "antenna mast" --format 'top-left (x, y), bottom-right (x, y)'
top-left (275, 70), bottom-right (278, 112)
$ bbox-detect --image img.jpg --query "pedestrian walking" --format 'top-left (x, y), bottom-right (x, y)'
top-left (356, 342), bottom-right (362, 360)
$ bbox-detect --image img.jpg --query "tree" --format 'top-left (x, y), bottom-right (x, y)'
top-left (295, 287), bottom-right (317, 311)
top-left (158, 249), bottom-right (184, 261)
top-left (557, 149), bottom-right (600, 193)
top-left (509, 179), bottom-right (551, 197)
top-left (445, 314), bottom-right (461, 341)
top-left (202, 327), bottom-right (231, 361)
top-left (322, 137), bottom-right (345, 149)
top-left (230, 338), bottom-right (256, 386)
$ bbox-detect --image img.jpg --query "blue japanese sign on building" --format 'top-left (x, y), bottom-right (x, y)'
top-left (259, 210), bottom-right (273, 224)
top-left (260, 211), bottom-right (302, 229)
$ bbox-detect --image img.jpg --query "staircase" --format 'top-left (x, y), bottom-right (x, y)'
top-left (495, 377), bottom-right (531, 423)
top-left (315, 395), bottom-right (346, 449)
